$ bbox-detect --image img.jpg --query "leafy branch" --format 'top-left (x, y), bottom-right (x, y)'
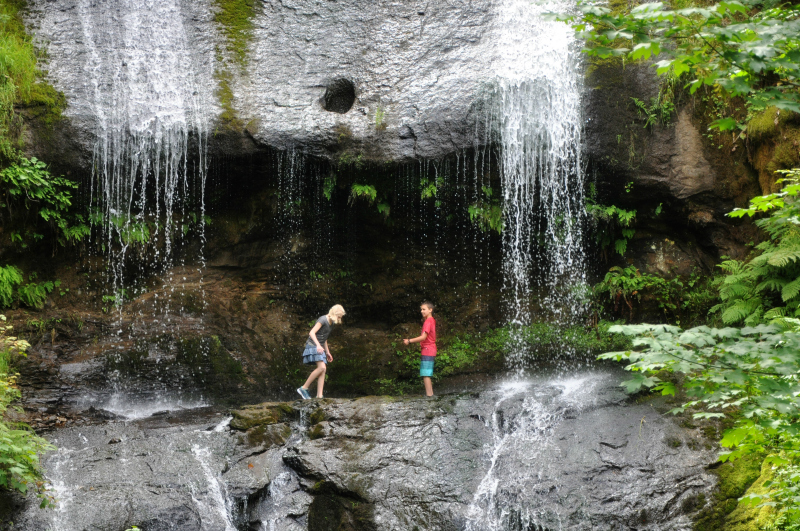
top-left (553, 2), bottom-right (800, 130)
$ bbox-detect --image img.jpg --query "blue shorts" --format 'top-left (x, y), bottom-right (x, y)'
top-left (302, 345), bottom-right (327, 365)
top-left (420, 355), bottom-right (435, 377)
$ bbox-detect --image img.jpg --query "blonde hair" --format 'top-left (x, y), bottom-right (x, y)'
top-left (327, 304), bottom-right (346, 325)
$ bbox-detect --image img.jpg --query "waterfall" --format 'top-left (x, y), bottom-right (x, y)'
top-left (493, 0), bottom-right (586, 366)
top-left (76, 0), bottom-right (210, 302)
top-left (465, 375), bottom-right (602, 531)
top-left (191, 444), bottom-right (237, 531)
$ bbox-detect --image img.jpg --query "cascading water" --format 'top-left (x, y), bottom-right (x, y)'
top-left (493, 0), bottom-right (586, 367)
top-left (65, 0), bottom-right (216, 423)
top-left (191, 444), bottom-right (238, 531)
top-left (76, 0), bottom-right (211, 305)
top-left (461, 4), bottom-right (593, 527)
top-left (465, 375), bottom-right (602, 531)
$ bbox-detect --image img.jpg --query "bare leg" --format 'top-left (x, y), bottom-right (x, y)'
top-left (316, 363), bottom-right (327, 398)
top-left (303, 361), bottom-right (326, 391)
top-left (423, 377), bottom-right (433, 397)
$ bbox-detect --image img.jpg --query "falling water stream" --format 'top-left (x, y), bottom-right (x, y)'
top-left (494, 0), bottom-right (586, 366)
top-left (465, 376), bottom-right (602, 531)
top-left (77, 0), bottom-right (210, 305)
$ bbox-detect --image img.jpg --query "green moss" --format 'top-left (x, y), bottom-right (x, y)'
top-left (747, 107), bottom-right (795, 143)
top-left (22, 82), bottom-right (66, 126)
top-left (308, 423), bottom-right (325, 440)
top-left (766, 127), bottom-right (800, 175)
top-left (214, 68), bottom-right (241, 129)
top-left (211, 0), bottom-right (258, 127)
top-left (243, 422), bottom-right (291, 447)
top-left (693, 454), bottom-right (766, 530)
top-left (0, 0), bottom-right (66, 159)
top-left (230, 402), bottom-right (296, 430)
top-left (308, 407), bottom-right (326, 425)
top-left (212, 0), bottom-right (257, 67)
top-left (723, 460), bottom-right (776, 530)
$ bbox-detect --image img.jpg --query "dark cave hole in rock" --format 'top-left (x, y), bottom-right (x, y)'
top-left (322, 78), bottom-right (356, 114)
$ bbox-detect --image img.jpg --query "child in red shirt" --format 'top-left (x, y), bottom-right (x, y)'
top-left (403, 301), bottom-right (436, 397)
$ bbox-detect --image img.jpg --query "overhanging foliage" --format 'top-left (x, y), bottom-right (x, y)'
top-left (555, 1), bottom-right (800, 130)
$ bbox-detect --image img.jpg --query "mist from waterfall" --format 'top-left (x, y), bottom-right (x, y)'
top-left (76, 0), bottom-right (211, 301)
top-left (493, 0), bottom-right (586, 367)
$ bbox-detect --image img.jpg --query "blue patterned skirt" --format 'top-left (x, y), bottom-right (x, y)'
top-left (302, 345), bottom-right (327, 365)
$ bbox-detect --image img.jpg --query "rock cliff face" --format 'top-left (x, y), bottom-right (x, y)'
top-left (9, 371), bottom-right (718, 531)
top-left (584, 60), bottom-right (761, 275)
top-left (21, 0), bottom-right (773, 272)
top-left (25, 0), bottom-right (498, 163)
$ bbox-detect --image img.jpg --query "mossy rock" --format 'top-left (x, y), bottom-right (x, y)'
top-left (308, 423), bottom-right (326, 440)
top-left (747, 108), bottom-right (800, 193)
top-left (747, 107), bottom-right (798, 143)
top-left (693, 454), bottom-right (766, 531)
top-left (722, 459), bottom-right (776, 530)
top-left (212, 0), bottom-right (259, 66)
top-left (308, 406), bottom-right (327, 425)
top-left (242, 422), bottom-right (292, 448)
top-left (230, 402), bottom-right (296, 430)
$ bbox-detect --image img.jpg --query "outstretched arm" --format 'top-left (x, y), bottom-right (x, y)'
top-left (403, 332), bottom-right (427, 346)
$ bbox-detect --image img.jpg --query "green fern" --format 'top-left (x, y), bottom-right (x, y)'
top-left (782, 278), bottom-right (800, 302)
top-left (713, 169), bottom-right (800, 326)
top-left (17, 281), bottom-right (55, 309)
top-left (0, 266), bottom-right (22, 308)
top-left (756, 278), bottom-right (787, 292)
top-left (586, 184), bottom-right (637, 258)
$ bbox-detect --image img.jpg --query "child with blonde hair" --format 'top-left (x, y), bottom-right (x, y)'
top-left (297, 305), bottom-right (346, 399)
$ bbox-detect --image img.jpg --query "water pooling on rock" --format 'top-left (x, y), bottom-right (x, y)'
top-left (492, 0), bottom-right (587, 367)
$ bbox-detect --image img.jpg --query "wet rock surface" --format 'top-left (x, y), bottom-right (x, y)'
top-left (24, 0), bottom-right (498, 163)
top-left (8, 370), bottom-right (717, 530)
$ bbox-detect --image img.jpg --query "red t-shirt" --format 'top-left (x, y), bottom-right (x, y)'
top-left (420, 317), bottom-right (437, 356)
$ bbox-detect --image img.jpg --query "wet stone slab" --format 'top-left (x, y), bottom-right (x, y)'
top-left (9, 371), bottom-right (717, 531)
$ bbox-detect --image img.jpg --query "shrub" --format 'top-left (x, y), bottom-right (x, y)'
top-left (0, 314), bottom-right (54, 507)
top-left (592, 265), bottom-right (715, 326)
top-left (0, 265), bottom-right (22, 308)
top-left (0, 156), bottom-right (89, 248)
top-left (602, 323), bottom-right (800, 526)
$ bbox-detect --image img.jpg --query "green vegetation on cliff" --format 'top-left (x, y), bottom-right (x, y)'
top-left (213, 0), bottom-right (258, 67)
top-left (0, 0), bottom-right (65, 158)
top-left (599, 169), bottom-right (800, 527)
top-left (559, 1), bottom-right (800, 131)
top-left (0, 2), bottom-right (84, 310)
top-left (0, 315), bottom-right (53, 507)
top-left (211, 0), bottom-right (259, 127)
top-left (711, 169), bottom-right (800, 327)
